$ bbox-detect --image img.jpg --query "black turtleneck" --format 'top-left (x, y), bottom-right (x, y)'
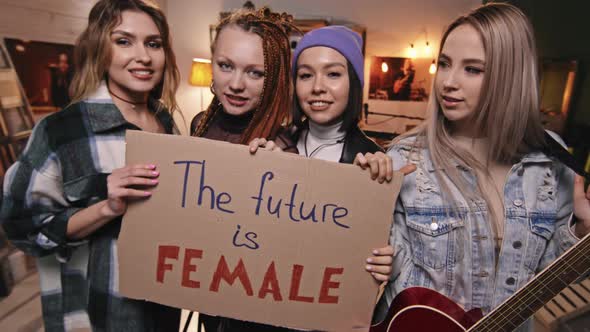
top-left (190, 109), bottom-right (298, 153)
top-left (191, 109), bottom-right (254, 144)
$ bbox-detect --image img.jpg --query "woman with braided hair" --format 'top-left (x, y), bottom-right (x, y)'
top-left (190, 7), bottom-right (296, 151)
top-left (189, 8), bottom-right (299, 332)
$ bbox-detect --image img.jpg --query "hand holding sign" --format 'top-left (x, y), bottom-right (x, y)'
top-left (105, 164), bottom-right (160, 217)
top-left (366, 246), bottom-right (394, 282)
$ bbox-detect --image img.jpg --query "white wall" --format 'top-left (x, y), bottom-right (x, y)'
top-left (164, 0), bottom-right (221, 134)
top-left (0, 0), bottom-right (96, 44)
top-left (0, 0), bottom-right (168, 43)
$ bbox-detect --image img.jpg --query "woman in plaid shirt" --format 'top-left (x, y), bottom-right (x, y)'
top-left (1, 0), bottom-right (182, 331)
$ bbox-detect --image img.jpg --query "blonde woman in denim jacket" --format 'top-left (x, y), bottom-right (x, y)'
top-left (378, 3), bottom-right (590, 331)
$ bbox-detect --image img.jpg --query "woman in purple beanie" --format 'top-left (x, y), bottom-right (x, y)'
top-left (290, 25), bottom-right (409, 281)
top-left (250, 24), bottom-right (417, 279)
top-left (248, 25), bottom-right (418, 328)
top-left (246, 25), bottom-right (409, 331)
top-left (252, 25), bottom-right (409, 181)
top-left (289, 26), bottom-right (383, 166)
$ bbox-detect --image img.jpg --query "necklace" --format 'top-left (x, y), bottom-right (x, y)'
top-left (304, 129), bottom-right (345, 158)
top-left (107, 87), bottom-right (147, 109)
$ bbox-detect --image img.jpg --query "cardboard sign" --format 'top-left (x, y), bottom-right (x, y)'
top-left (118, 131), bottom-right (402, 331)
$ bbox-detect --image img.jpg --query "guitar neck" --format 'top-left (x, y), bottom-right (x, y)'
top-left (470, 232), bottom-right (590, 332)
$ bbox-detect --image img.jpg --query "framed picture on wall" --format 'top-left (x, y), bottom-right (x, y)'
top-left (4, 38), bottom-right (74, 114)
top-left (361, 57), bottom-right (433, 139)
top-left (368, 56), bottom-right (433, 102)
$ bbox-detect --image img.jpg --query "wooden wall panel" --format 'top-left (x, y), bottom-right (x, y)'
top-left (0, 0), bottom-right (168, 44)
top-left (0, 0), bottom-right (95, 44)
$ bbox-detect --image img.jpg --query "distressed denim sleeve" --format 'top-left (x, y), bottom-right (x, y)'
top-left (537, 158), bottom-right (578, 272)
top-left (0, 121), bottom-right (84, 259)
top-left (374, 144), bottom-right (416, 317)
top-left (389, 198), bottom-right (413, 285)
top-left (386, 145), bottom-right (414, 282)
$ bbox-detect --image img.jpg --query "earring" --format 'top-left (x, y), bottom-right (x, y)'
top-left (210, 81), bottom-right (216, 95)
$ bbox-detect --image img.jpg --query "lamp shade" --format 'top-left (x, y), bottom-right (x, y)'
top-left (189, 58), bottom-right (212, 87)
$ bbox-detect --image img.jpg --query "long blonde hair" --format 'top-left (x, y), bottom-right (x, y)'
top-left (70, 0), bottom-right (180, 113)
top-left (396, 3), bottom-right (546, 213)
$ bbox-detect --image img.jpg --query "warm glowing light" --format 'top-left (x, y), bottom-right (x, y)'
top-left (408, 44), bottom-right (417, 59)
top-left (429, 59), bottom-right (437, 74)
top-left (189, 58), bottom-right (212, 87)
top-left (424, 42), bottom-right (432, 57)
top-left (189, 58), bottom-right (213, 111)
top-left (381, 62), bottom-right (389, 73)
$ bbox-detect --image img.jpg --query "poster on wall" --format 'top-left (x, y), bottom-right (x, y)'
top-left (360, 57), bottom-right (433, 138)
top-left (4, 38), bottom-right (74, 115)
top-left (368, 57), bottom-right (433, 102)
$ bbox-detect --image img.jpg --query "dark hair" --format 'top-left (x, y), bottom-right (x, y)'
top-left (293, 59), bottom-right (362, 132)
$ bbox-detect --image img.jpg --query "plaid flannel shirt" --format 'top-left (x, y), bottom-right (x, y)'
top-left (1, 83), bottom-right (180, 332)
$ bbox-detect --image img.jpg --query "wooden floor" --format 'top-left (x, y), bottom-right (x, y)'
top-left (0, 272), bottom-right (201, 332)
top-left (0, 273), bottom-right (43, 332)
top-left (0, 271), bottom-right (587, 332)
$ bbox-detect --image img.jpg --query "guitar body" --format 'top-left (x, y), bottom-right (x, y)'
top-left (371, 287), bottom-right (483, 332)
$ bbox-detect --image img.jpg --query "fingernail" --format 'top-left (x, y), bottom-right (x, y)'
top-left (373, 249), bottom-right (378, 254)
top-left (148, 164), bottom-right (156, 169)
top-left (365, 265), bottom-right (372, 271)
top-left (366, 258), bottom-right (373, 263)
top-left (152, 171), bottom-right (159, 175)
top-left (144, 191), bottom-right (152, 196)
top-left (152, 179), bottom-right (158, 184)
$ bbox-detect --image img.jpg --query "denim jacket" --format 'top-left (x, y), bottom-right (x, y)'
top-left (379, 135), bottom-right (579, 325)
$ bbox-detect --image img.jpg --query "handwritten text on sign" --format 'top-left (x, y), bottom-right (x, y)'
top-left (118, 131), bottom-right (401, 332)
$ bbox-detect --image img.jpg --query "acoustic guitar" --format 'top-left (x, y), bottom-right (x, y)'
top-left (371, 231), bottom-right (590, 332)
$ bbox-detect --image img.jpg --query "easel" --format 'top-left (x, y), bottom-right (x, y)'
top-left (0, 38), bottom-right (35, 297)
top-left (0, 40), bottom-right (34, 178)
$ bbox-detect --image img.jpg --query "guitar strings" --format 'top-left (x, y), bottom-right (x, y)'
top-left (478, 248), bottom-right (581, 332)
top-left (480, 238), bottom-right (590, 331)
top-left (478, 239), bottom-right (590, 332)
top-left (491, 239), bottom-right (590, 330)
top-left (470, 235), bottom-right (590, 331)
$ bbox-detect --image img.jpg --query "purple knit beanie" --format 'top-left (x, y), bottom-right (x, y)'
top-left (292, 26), bottom-right (364, 86)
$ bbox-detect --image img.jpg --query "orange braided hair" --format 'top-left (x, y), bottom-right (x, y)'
top-left (193, 7), bottom-right (298, 144)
